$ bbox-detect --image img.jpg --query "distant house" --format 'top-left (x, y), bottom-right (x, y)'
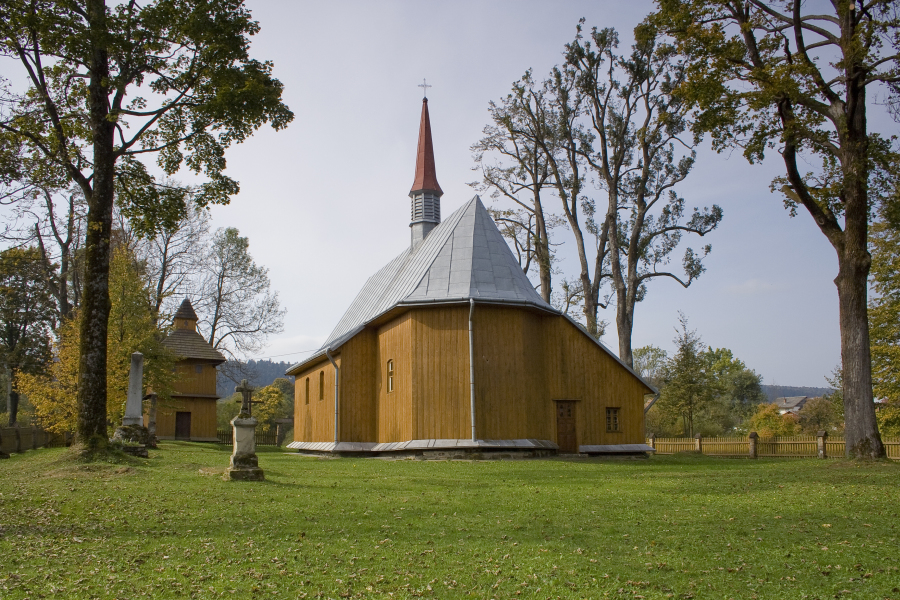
top-left (149, 299), bottom-right (226, 441)
top-left (774, 396), bottom-right (809, 415)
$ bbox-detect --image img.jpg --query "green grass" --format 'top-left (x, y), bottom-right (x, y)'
top-left (1, 443), bottom-right (898, 600)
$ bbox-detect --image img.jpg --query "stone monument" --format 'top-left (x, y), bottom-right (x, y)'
top-left (224, 379), bottom-right (264, 481)
top-left (123, 352), bottom-right (144, 425)
top-left (112, 352), bottom-right (153, 455)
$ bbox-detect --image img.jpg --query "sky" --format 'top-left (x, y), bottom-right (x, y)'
top-left (1, 0), bottom-right (868, 387)
top-left (198, 0), bottom-right (848, 387)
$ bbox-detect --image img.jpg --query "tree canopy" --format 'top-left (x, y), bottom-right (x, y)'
top-left (0, 247), bottom-right (56, 425)
top-left (0, 0), bottom-right (292, 447)
top-left (651, 0), bottom-right (899, 458)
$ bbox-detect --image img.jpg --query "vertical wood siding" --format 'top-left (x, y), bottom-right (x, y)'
top-left (376, 313), bottom-right (414, 442)
top-left (473, 306), bottom-right (549, 440)
top-left (292, 357), bottom-right (337, 443)
top-left (154, 397), bottom-right (217, 439)
top-left (544, 317), bottom-right (648, 444)
top-left (290, 304), bottom-right (650, 446)
top-left (338, 330), bottom-right (376, 442)
top-left (409, 307), bottom-right (471, 440)
top-left (172, 361), bottom-right (218, 396)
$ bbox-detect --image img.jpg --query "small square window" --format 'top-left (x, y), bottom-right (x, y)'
top-left (606, 407), bottom-right (620, 432)
top-left (194, 364), bottom-right (203, 374)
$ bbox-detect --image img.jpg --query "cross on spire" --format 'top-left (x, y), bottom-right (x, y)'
top-left (418, 78), bottom-right (432, 99)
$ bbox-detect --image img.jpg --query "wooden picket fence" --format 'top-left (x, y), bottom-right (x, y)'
top-left (649, 434), bottom-right (900, 460)
top-left (0, 426), bottom-right (71, 455)
top-left (216, 429), bottom-right (278, 446)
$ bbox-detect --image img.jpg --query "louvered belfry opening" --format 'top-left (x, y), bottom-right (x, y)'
top-left (411, 192), bottom-right (441, 223)
top-left (409, 97), bottom-right (443, 250)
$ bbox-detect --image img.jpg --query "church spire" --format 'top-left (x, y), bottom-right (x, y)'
top-left (409, 93), bottom-right (443, 249)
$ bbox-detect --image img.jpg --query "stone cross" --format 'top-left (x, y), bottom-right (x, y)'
top-left (418, 78), bottom-right (431, 99)
top-left (226, 379), bottom-right (264, 481)
top-left (122, 352), bottom-right (144, 426)
top-left (235, 379), bottom-right (261, 416)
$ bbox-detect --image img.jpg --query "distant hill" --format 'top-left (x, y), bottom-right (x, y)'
top-left (760, 384), bottom-right (833, 402)
top-left (214, 364), bottom-right (833, 405)
top-left (216, 359), bottom-right (294, 398)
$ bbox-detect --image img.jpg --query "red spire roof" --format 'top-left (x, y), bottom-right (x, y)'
top-left (409, 98), bottom-right (443, 196)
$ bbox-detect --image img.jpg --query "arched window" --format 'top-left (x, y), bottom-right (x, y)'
top-left (387, 360), bottom-right (394, 393)
top-left (319, 371), bottom-right (325, 401)
top-left (305, 377), bottom-right (310, 405)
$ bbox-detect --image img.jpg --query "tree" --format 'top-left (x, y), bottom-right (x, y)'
top-left (486, 70), bottom-right (612, 336)
top-left (0, 247), bottom-right (55, 425)
top-left (797, 396), bottom-right (843, 434)
top-left (0, 0), bottom-right (293, 447)
top-left (748, 403), bottom-right (801, 437)
top-left (869, 220), bottom-right (900, 403)
top-left (705, 348), bottom-right (767, 420)
top-left (19, 246), bottom-right (176, 434)
top-left (652, 0), bottom-right (899, 458)
top-left (252, 384), bottom-right (286, 432)
top-left (633, 344), bottom-right (668, 389)
top-left (472, 80), bottom-right (560, 302)
top-left (656, 314), bottom-right (714, 436)
top-left (137, 203), bottom-right (211, 321)
top-left (565, 22), bottom-right (723, 367)
top-left (194, 228), bottom-right (285, 369)
top-left (270, 377), bottom-right (295, 422)
top-left (1, 187), bottom-right (87, 321)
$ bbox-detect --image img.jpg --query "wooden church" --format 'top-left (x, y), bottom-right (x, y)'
top-left (150, 299), bottom-right (226, 441)
top-left (286, 97), bottom-right (655, 456)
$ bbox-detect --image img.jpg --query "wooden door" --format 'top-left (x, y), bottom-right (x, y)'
top-left (556, 401), bottom-right (577, 453)
top-left (175, 412), bottom-right (191, 440)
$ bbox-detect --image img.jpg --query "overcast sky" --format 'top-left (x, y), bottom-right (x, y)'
top-left (191, 0), bottom-right (864, 388)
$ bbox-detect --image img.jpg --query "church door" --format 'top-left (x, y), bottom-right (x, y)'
top-left (175, 412), bottom-right (191, 440)
top-left (555, 401), bottom-right (577, 453)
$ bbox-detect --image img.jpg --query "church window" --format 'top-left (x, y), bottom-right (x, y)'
top-left (387, 360), bottom-right (394, 393)
top-left (305, 377), bottom-right (310, 405)
top-left (606, 407), bottom-right (620, 432)
top-left (319, 371), bottom-right (325, 401)
top-left (194, 364), bottom-right (203, 374)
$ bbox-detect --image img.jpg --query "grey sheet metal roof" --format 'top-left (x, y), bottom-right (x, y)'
top-left (319, 196), bottom-right (551, 350)
top-left (286, 195), bottom-right (655, 393)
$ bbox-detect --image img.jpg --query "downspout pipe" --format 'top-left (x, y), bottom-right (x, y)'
top-left (325, 348), bottom-right (339, 445)
top-left (468, 299), bottom-right (476, 441)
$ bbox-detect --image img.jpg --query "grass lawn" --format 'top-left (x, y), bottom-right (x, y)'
top-left (1, 443), bottom-right (898, 600)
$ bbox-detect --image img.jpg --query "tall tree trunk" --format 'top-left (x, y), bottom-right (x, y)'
top-left (7, 391), bottom-right (18, 427)
top-left (533, 193), bottom-right (552, 304)
top-left (836, 253), bottom-right (882, 457)
top-left (76, 0), bottom-right (114, 445)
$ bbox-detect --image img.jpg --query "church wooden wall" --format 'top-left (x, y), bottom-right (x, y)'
top-left (472, 306), bottom-right (550, 440)
top-left (407, 307), bottom-right (471, 440)
top-left (172, 361), bottom-right (218, 396)
top-left (154, 397), bottom-right (217, 441)
top-left (293, 356), bottom-right (337, 443)
top-left (338, 330), bottom-right (376, 442)
top-left (376, 313), bottom-right (414, 442)
top-left (543, 317), bottom-right (648, 445)
top-left (291, 304), bottom-right (650, 446)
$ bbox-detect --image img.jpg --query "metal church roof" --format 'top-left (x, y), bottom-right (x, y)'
top-left (286, 196), bottom-right (656, 393)
top-left (321, 196), bottom-right (551, 348)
